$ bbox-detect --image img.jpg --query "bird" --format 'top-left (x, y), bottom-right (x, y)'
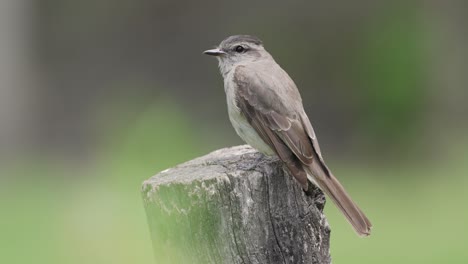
top-left (203, 35), bottom-right (372, 237)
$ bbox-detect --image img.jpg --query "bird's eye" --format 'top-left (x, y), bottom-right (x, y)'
top-left (234, 45), bottom-right (245, 53)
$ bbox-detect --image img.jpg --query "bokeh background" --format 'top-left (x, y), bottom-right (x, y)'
top-left (1, 0), bottom-right (467, 263)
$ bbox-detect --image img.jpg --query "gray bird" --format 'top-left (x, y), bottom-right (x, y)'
top-left (204, 35), bottom-right (372, 237)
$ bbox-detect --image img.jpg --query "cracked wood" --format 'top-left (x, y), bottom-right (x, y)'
top-left (142, 145), bottom-right (331, 264)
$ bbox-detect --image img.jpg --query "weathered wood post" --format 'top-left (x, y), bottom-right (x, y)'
top-left (142, 145), bottom-right (331, 264)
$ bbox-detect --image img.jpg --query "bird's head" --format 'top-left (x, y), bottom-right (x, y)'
top-left (204, 35), bottom-right (270, 75)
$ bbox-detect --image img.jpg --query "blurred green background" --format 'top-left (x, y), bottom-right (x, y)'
top-left (1, 0), bottom-right (467, 263)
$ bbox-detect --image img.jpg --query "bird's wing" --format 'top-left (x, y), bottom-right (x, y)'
top-left (234, 64), bottom-right (372, 236)
top-left (233, 64), bottom-right (323, 188)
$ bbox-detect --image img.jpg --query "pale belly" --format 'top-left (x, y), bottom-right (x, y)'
top-left (226, 95), bottom-right (275, 156)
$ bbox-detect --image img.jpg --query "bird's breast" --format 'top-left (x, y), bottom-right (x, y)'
top-left (224, 79), bottom-right (275, 156)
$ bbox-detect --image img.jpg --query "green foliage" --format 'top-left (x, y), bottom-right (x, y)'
top-left (354, 5), bottom-right (428, 146)
top-left (2, 103), bottom-right (468, 263)
top-left (99, 98), bottom-right (206, 184)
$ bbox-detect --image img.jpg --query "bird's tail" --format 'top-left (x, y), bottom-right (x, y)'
top-left (305, 162), bottom-right (372, 237)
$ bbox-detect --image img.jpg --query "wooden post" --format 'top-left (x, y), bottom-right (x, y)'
top-left (142, 145), bottom-right (331, 264)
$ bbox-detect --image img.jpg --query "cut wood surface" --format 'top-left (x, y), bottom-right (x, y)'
top-left (142, 145), bottom-right (331, 264)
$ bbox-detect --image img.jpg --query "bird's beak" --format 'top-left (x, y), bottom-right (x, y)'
top-left (203, 48), bottom-right (226, 56)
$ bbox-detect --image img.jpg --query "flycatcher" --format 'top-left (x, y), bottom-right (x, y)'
top-left (204, 35), bottom-right (372, 236)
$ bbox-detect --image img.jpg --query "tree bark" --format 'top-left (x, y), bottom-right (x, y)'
top-left (142, 145), bottom-right (331, 264)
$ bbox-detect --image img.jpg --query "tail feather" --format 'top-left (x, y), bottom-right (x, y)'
top-left (306, 163), bottom-right (372, 237)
